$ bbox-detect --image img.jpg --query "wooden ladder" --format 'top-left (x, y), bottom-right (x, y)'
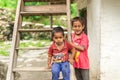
top-left (6, 0), bottom-right (72, 80)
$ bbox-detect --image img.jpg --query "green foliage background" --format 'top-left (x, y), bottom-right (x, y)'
top-left (0, 0), bottom-right (78, 25)
top-left (0, 0), bottom-right (17, 9)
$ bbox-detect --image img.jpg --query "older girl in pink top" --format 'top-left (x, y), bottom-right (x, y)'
top-left (70, 17), bottom-right (89, 80)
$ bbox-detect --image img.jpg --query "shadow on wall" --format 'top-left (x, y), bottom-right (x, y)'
top-left (79, 8), bottom-right (87, 34)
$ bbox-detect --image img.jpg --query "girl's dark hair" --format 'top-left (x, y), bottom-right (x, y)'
top-left (51, 26), bottom-right (64, 40)
top-left (71, 17), bottom-right (85, 26)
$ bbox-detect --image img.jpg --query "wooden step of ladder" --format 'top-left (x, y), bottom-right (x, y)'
top-left (13, 67), bottom-right (51, 72)
top-left (21, 5), bottom-right (67, 16)
top-left (18, 28), bottom-right (67, 32)
top-left (6, 0), bottom-right (72, 80)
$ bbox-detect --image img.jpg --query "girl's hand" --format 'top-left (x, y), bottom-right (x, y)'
top-left (68, 58), bottom-right (74, 65)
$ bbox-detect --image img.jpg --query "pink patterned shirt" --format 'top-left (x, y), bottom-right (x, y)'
top-left (72, 32), bottom-right (89, 69)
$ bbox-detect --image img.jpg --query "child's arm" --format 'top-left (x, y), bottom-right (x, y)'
top-left (47, 45), bottom-right (53, 69)
top-left (70, 48), bottom-right (76, 60)
top-left (47, 54), bottom-right (52, 69)
top-left (70, 34), bottom-right (89, 51)
top-left (67, 41), bottom-right (76, 65)
top-left (69, 42), bottom-right (85, 51)
top-left (69, 48), bottom-right (76, 65)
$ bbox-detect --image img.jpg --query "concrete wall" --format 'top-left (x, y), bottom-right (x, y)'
top-left (100, 0), bottom-right (120, 80)
top-left (87, 0), bottom-right (101, 80)
top-left (76, 0), bottom-right (120, 80)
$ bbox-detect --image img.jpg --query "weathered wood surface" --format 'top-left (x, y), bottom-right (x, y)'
top-left (13, 67), bottom-right (51, 72)
top-left (23, 0), bottom-right (74, 3)
top-left (21, 11), bottom-right (66, 16)
top-left (15, 47), bottom-right (49, 50)
top-left (21, 5), bottom-right (67, 15)
top-left (18, 29), bottom-right (67, 32)
top-left (6, 0), bottom-right (23, 80)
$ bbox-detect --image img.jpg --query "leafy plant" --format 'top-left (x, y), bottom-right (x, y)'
top-left (19, 40), bottom-right (51, 48)
top-left (71, 3), bottom-right (78, 17)
top-left (0, 50), bottom-right (8, 56)
top-left (0, 41), bottom-right (11, 56)
top-left (0, 0), bottom-right (17, 9)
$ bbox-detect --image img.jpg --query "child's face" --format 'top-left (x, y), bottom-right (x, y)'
top-left (53, 32), bottom-right (64, 46)
top-left (72, 21), bottom-right (84, 35)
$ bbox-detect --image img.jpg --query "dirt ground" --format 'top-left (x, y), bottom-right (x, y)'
top-left (0, 49), bottom-right (52, 80)
top-left (17, 49), bottom-right (52, 80)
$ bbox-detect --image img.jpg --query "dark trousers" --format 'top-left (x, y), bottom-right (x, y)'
top-left (75, 68), bottom-right (89, 80)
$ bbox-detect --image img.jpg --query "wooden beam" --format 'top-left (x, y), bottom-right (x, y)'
top-left (24, 0), bottom-right (65, 2)
top-left (21, 12), bottom-right (66, 16)
top-left (16, 47), bottom-right (49, 50)
top-left (18, 29), bottom-right (67, 32)
top-left (13, 67), bottom-right (51, 72)
top-left (21, 5), bottom-right (67, 16)
top-left (19, 29), bottom-right (52, 32)
top-left (24, 5), bottom-right (66, 12)
top-left (6, 0), bottom-right (23, 80)
top-left (23, 0), bottom-right (73, 3)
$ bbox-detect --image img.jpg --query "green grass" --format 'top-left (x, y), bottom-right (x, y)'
top-left (0, 41), bottom-right (11, 56)
top-left (0, 40), bottom-right (51, 56)
top-left (19, 40), bottom-right (51, 48)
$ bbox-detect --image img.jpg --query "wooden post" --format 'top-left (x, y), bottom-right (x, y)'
top-left (6, 0), bottom-right (23, 80)
top-left (66, 0), bottom-right (71, 41)
top-left (50, 15), bottom-right (53, 28)
top-left (49, 2), bottom-right (53, 28)
top-left (66, 0), bottom-right (76, 80)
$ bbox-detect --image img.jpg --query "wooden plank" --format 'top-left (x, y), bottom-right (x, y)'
top-left (13, 67), bottom-right (51, 72)
top-left (16, 47), bottom-right (49, 50)
top-left (23, 0), bottom-right (73, 3)
top-left (23, 0), bottom-right (65, 2)
top-left (21, 5), bottom-right (67, 16)
top-left (18, 29), bottom-right (67, 32)
top-left (20, 12), bottom-right (66, 16)
top-left (24, 5), bottom-right (66, 12)
top-left (19, 29), bottom-right (52, 32)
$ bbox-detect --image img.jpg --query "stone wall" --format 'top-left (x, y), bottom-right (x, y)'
top-left (0, 8), bottom-right (13, 41)
top-left (0, 61), bottom-right (7, 80)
